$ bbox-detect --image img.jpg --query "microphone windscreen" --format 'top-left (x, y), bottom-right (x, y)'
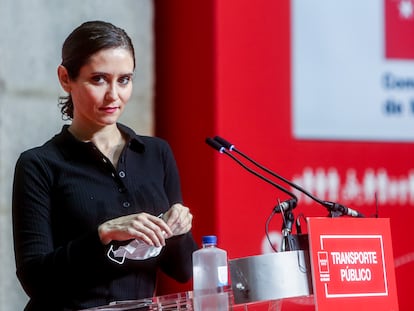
top-left (205, 137), bottom-right (224, 152)
top-left (213, 136), bottom-right (234, 150)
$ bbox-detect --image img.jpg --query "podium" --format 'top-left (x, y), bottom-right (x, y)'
top-left (81, 217), bottom-right (398, 311)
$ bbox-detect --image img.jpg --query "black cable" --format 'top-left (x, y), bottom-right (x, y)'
top-left (265, 209), bottom-right (278, 253)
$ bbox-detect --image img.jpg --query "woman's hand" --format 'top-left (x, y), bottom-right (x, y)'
top-left (98, 212), bottom-right (173, 246)
top-left (162, 203), bottom-right (193, 236)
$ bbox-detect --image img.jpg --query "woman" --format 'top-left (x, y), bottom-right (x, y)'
top-left (12, 20), bottom-right (198, 310)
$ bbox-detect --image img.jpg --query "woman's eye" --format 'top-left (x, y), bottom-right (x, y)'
top-left (118, 76), bottom-right (132, 85)
top-left (91, 75), bottom-right (105, 84)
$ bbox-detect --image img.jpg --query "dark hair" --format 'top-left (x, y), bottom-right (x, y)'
top-left (58, 21), bottom-right (136, 120)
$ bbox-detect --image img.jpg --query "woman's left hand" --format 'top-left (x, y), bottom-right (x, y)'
top-left (163, 203), bottom-right (193, 236)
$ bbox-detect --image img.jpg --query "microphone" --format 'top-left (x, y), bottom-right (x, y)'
top-left (206, 138), bottom-right (298, 205)
top-left (205, 137), bottom-right (226, 153)
top-left (212, 136), bottom-right (365, 218)
top-left (273, 198), bottom-right (297, 213)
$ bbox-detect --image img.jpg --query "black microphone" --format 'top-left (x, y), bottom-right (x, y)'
top-left (273, 198), bottom-right (297, 213)
top-left (323, 202), bottom-right (364, 218)
top-left (205, 137), bottom-right (298, 207)
top-left (205, 137), bottom-right (226, 153)
top-left (213, 136), bottom-right (365, 218)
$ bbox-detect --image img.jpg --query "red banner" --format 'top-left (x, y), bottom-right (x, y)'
top-left (307, 217), bottom-right (398, 311)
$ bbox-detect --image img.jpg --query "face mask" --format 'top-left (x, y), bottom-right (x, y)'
top-left (107, 239), bottom-right (163, 264)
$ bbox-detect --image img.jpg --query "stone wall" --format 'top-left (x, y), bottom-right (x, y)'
top-left (0, 1), bottom-right (154, 309)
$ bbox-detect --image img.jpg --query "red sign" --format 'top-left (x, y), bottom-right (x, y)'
top-left (385, 0), bottom-right (414, 59)
top-left (307, 217), bottom-right (399, 311)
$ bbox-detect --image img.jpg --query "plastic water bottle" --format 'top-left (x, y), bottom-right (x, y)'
top-left (192, 235), bottom-right (229, 311)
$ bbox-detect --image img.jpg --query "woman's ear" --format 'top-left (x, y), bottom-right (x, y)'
top-left (57, 65), bottom-right (71, 93)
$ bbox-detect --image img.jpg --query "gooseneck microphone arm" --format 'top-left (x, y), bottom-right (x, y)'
top-left (206, 137), bottom-right (300, 252)
top-left (213, 136), bottom-right (365, 218)
top-left (214, 136), bottom-right (320, 200)
top-left (205, 138), bottom-right (298, 204)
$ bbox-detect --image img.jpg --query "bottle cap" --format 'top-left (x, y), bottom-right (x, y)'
top-left (202, 235), bottom-right (217, 245)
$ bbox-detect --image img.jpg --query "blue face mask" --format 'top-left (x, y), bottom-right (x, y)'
top-left (107, 239), bottom-right (163, 264)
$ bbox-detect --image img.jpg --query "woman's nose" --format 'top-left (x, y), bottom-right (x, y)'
top-left (105, 83), bottom-right (119, 101)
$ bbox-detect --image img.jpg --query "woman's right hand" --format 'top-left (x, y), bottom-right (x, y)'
top-left (98, 213), bottom-right (174, 246)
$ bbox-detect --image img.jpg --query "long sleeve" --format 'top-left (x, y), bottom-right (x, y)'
top-left (12, 151), bottom-right (108, 303)
top-left (160, 233), bottom-right (198, 283)
top-left (157, 139), bottom-right (199, 282)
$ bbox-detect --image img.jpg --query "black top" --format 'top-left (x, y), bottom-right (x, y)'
top-left (12, 123), bottom-right (198, 311)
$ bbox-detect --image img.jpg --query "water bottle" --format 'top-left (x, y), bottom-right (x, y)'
top-left (192, 235), bottom-right (229, 311)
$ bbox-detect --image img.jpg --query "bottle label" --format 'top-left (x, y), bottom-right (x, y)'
top-left (217, 266), bottom-right (228, 286)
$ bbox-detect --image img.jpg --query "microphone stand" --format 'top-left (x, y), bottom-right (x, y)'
top-left (213, 136), bottom-right (364, 218)
top-left (206, 138), bottom-right (305, 252)
top-left (280, 207), bottom-right (296, 251)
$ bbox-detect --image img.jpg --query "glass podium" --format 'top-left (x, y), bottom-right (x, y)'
top-left (81, 250), bottom-right (315, 310)
top-left (80, 288), bottom-right (315, 311)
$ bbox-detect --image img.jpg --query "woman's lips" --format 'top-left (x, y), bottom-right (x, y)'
top-left (100, 106), bottom-right (119, 113)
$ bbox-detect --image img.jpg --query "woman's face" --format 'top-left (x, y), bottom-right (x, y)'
top-left (66, 47), bottom-right (134, 128)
